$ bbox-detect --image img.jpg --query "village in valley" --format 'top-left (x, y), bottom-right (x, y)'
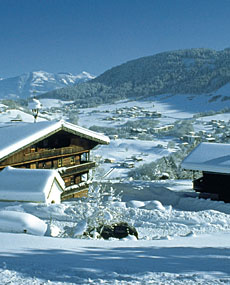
top-left (1, 93), bottom-right (230, 197)
top-left (1, 94), bottom-right (230, 183)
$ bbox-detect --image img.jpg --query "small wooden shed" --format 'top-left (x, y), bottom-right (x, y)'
top-left (0, 166), bottom-right (65, 203)
top-left (181, 142), bottom-right (230, 202)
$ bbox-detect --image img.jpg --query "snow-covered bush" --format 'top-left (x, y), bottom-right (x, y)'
top-left (66, 183), bottom-right (126, 239)
top-left (168, 120), bottom-right (195, 138)
top-left (85, 184), bottom-right (124, 233)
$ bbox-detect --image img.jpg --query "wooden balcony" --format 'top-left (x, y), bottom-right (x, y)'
top-left (24, 146), bottom-right (86, 162)
top-left (0, 146), bottom-right (89, 168)
top-left (61, 183), bottom-right (89, 200)
top-left (60, 161), bottom-right (96, 177)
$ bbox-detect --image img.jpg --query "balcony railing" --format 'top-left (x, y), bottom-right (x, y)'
top-left (59, 161), bottom-right (96, 176)
top-left (61, 182), bottom-right (89, 200)
top-left (0, 146), bottom-right (87, 167)
top-left (24, 146), bottom-right (86, 162)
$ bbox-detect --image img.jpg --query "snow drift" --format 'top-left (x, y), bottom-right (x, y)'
top-left (0, 210), bottom-right (47, 236)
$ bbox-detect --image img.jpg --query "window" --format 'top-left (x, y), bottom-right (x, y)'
top-left (70, 176), bottom-right (75, 185)
top-left (70, 156), bottom-right (75, 165)
top-left (81, 173), bottom-right (88, 182)
top-left (58, 158), bottom-right (62, 167)
top-left (81, 152), bottom-right (89, 162)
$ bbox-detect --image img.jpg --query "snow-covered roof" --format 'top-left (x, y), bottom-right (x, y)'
top-left (0, 120), bottom-right (110, 162)
top-left (0, 166), bottom-right (65, 202)
top-left (181, 142), bottom-right (230, 173)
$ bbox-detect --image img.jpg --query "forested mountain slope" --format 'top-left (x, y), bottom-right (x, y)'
top-left (39, 48), bottom-right (230, 107)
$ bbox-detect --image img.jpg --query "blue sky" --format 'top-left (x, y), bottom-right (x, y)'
top-left (0, 0), bottom-right (230, 78)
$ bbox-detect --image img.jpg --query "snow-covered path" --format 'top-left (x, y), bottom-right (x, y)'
top-left (1, 232), bottom-right (230, 284)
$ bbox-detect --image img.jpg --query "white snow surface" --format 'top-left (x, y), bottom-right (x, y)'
top-left (0, 210), bottom-right (47, 236)
top-left (1, 231), bottom-right (230, 285)
top-left (0, 109), bottom-right (46, 123)
top-left (182, 142), bottom-right (230, 173)
top-left (1, 180), bottom-right (230, 283)
top-left (0, 167), bottom-right (64, 203)
top-left (94, 138), bottom-right (176, 179)
top-left (78, 92), bottom-right (230, 129)
top-left (39, 99), bottom-right (74, 108)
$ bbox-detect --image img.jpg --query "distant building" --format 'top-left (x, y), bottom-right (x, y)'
top-left (182, 134), bottom-right (200, 144)
top-left (151, 111), bottom-right (162, 118)
top-left (181, 142), bottom-right (230, 202)
top-left (153, 125), bottom-right (174, 134)
top-left (0, 120), bottom-right (110, 200)
top-left (0, 166), bottom-right (64, 204)
top-left (104, 158), bottom-right (116, 163)
top-left (204, 135), bottom-right (216, 142)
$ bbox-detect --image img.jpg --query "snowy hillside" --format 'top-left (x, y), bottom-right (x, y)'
top-left (41, 48), bottom-right (230, 106)
top-left (0, 71), bottom-right (95, 99)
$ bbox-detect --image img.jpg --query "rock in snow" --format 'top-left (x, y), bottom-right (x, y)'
top-left (86, 222), bottom-right (139, 240)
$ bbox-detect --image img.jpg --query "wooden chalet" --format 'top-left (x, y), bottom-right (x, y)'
top-left (181, 142), bottom-right (230, 202)
top-left (0, 120), bottom-right (110, 200)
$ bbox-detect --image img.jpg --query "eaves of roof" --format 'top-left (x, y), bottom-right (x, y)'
top-left (0, 120), bottom-right (110, 163)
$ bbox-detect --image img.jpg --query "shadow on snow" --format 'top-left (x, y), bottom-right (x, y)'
top-left (0, 246), bottom-right (230, 282)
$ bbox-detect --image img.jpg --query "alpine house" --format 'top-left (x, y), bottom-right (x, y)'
top-left (181, 142), bottom-right (230, 202)
top-left (0, 120), bottom-right (110, 200)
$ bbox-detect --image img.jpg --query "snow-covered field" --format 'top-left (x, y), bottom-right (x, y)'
top-left (1, 180), bottom-right (230, 284)
top-left (39, 99), bottom-right (75, 109)
top-left (93, 138), bottom-right (177, 179)
top-left (77, 91), bottom-right (230, 129)
top-left (0, 109), bottom-right (46, 123)
top-left (1, 232), bottom-right (230, 284)
top-left (1, 91), bottom-right (230, 284)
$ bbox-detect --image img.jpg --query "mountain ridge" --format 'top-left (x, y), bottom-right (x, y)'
top-left (35, 48), bottom-right (230, 107)
top-left (0, 70), bottom-right (95, 99)
top-left (93, 48), bottom-right (230, 92)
